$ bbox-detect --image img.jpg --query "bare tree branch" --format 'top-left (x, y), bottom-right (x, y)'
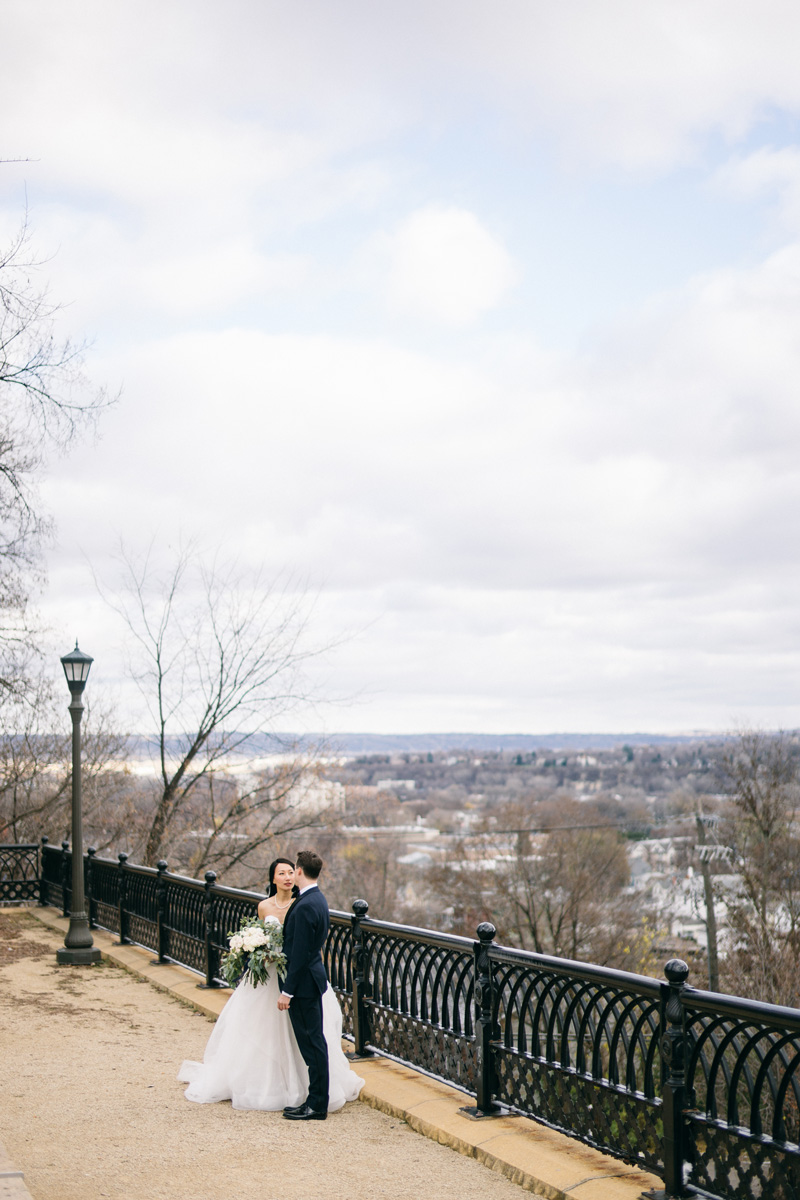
top-left (98, 540), bottom-right (335, 870)
top-left (716, 728), bottom-right (800, 1003)
top-left (0, 208), bottom-right (116, 696)
top-left (0, 669), bottom-right (128, 844)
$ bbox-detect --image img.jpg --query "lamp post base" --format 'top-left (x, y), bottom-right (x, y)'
top-left (58, 913), bottom-right (101, 965)
top-left (56, 945), bottom-right (102, 965)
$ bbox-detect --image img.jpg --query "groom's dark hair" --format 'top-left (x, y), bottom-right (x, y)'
top-left (295, 849), bottom-right (323, 879)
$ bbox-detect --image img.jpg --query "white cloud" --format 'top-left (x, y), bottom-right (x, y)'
top-left (714, 147), bottom-right (800, 232)
top-left (46, 224), bottom-right (800, 603)
top-left (378, 206), bottom-right (517, 324)
top-left (138, 245), bottom-right (311, 316)
top-left (291, 578), bottom-right (800, 734)
top-left (5, 1), bottom-right (800, 194)
top-left (442, 1), bottom-right (800, 170)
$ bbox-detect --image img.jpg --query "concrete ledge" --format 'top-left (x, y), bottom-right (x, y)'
top-left (27, 906), bottom-right (663, 1200)
top-left (0, 1136), bottom-right (35, 1200)
top-left (354, 1058), bottom-right (661, 1200)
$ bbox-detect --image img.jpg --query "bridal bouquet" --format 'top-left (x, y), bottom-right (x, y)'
top-left (220, 915), bottom-right (287, 988)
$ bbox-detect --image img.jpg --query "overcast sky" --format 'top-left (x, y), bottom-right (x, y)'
top-left (3, 1), bottom-right (800, 735)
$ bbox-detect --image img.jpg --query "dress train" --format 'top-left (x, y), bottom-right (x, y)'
top-left (178, 973), bottom-right (364, 1112)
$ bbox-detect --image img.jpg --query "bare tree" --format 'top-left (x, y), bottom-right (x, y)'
top-left (100, 542), bottom-right (334, 871)
top-left (720, 730), bottom-right (798, 921)
top-left (417, 798), bottom-right (657, 968)
top-left (0, 211), bottom-right (112, 693)
top-left (717, 729), bottom-right (800, 1004)
top-left (168, 758), bottom-right (345, 886)
top-left (503, 820), bottom-right (638, 964)
top-left (318, 829), bottom-right (413, 918)
top-left (0, 667), bottom-right (127, 845)
top-left (421, 840), bottom-right (498, 934)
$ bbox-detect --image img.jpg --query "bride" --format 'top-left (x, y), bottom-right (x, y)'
top-left (178, 858), bottom-right (364, 1112)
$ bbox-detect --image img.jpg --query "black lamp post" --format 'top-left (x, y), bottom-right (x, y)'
top-left (56, 641), bottom-right (101, 965)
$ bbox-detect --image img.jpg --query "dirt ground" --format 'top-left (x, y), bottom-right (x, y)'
top-left (0, 910), bottom-right (539, 1200)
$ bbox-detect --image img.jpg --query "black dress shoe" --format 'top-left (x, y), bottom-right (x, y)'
top-left (282, 1103), bottom-right (307, 1115)
top-left (283, 1104), bottom-right (327, 1121)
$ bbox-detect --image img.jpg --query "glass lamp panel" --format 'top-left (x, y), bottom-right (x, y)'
top-left (61, 644), bottom-right (93, 686)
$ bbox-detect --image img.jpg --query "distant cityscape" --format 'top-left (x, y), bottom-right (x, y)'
top-left (125, 729), bottom-right (730, 759)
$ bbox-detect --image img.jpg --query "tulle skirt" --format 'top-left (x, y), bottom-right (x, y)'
top-left (178, 974), bottom-right (364, 1112)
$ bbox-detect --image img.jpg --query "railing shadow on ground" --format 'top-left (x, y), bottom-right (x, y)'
top-left (2, 838), bottom-right (800, 1200)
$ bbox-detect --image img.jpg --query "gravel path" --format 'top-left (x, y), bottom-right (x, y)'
top-left (0, 910), bottom-right (540, 1200)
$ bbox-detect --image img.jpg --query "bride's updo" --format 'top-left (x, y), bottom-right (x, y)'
top-left (267, 857), bottom-right (299, 898)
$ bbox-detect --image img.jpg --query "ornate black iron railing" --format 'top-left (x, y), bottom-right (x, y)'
top-left (40, 842), bottom-right (265, 987)
top-left (489, 939), bottom-right (663, 1171)
top-left (0, 843), bottom-right (40, 904)
top-left (5, 839), bottom-right (799, 1199)
top-left (356, 912), bottom-right (478, 1093)
top-left (681, 983), bottom-right (800, 1199)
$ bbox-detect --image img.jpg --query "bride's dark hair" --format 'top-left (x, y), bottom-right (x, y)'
top-left (267, 857), bottom-right (299, 898)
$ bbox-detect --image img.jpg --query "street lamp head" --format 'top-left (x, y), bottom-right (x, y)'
top-left (61, 641), bottom-right (93, 695)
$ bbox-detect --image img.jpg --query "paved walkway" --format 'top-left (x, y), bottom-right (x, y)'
top-left (1, 908), bottom-right (663, 1200)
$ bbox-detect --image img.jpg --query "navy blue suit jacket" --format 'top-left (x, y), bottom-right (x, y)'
top-left (282, 886), bottom-right (329, 998)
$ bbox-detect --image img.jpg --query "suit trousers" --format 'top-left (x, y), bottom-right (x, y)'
top-left (288, 991), bottom-right (329, 1112)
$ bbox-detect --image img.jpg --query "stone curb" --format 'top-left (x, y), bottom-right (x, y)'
top-left (0, 1136), bottom-right (35, 1200)
top-left (24, 906), bottom-right (662, 1200)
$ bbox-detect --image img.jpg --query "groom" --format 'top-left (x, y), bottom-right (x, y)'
top-left (277, 849), bottom-right (330, 1120)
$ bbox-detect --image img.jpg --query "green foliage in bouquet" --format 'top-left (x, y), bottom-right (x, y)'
top-left (220, 915), bottom-right (287, 987)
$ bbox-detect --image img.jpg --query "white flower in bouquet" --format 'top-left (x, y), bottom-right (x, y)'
top-left (241, 928), bottom-right (264, 950)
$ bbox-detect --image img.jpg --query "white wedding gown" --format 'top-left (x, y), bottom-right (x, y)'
top-left (178, 973), bottom-right (365, 1112)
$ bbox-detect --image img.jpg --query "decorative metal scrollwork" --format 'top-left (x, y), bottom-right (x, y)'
top-left (490, 952), bottom-right (663, 1171)
top-left (360, 924), bottom-right (476, 1089)
top-left (0, 844), bottom-right (39, 903)
top-left (683, 995), bottom-right (800, 1200)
